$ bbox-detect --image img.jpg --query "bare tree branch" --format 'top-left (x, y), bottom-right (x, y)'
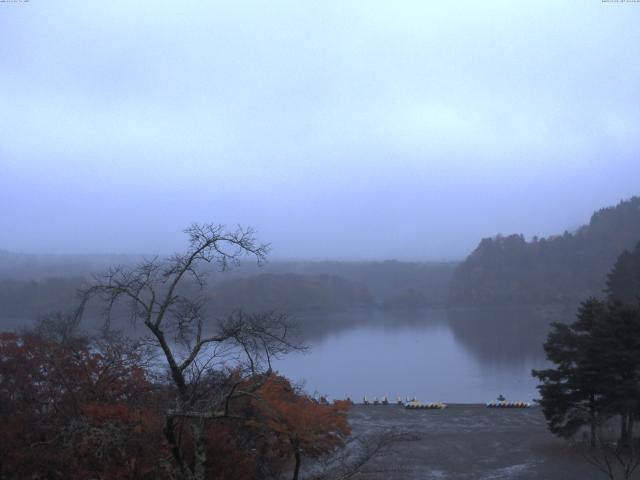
top-left (75, 223), bottom-right (300, 480)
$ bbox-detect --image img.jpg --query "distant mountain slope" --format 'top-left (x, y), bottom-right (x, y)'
top-left (207, 273), bottom-right (373, 314)
top-left (0, 250), bottom-right (141, 280)
top-left (0, 247), bottom-right (456, 307)
top-left (249, 261), bottom-right (456, 305)
top-left (448, 196), bottom-right (640, 305)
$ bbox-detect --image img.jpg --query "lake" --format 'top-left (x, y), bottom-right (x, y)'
top-left (274, 306), bottom-right (573, 404)
top-left (0, 305), bottom-right (574, 404)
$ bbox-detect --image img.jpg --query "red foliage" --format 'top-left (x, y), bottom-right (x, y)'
top-left (0, 332), bottom-right (163, 479)
top-left (204, 422), bottom-right (259, 480)
top-left (249, 374), bottom-right (351, 478)
top-left (0, 334), bottom-right (351, 480)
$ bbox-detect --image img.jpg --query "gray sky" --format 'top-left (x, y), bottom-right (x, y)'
top-left (1, 0), bottom-right (639, 260)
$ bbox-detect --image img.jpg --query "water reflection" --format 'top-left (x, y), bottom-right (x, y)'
top-left (1, 306), bottom-right (577, 403)
top-left (447, 305), bottom-right (574, 366)
top-left (275, 306), bottom-right (575, 403)
top-left (290, 308), bottom-right (448, 343)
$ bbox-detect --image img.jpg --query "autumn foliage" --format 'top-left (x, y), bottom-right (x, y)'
top-left (0, 333), bottom-right (351, 479)
top-left (0, 332), bottom-right (163, 479)
top-left (1, 226), bottom-right (352, 479)
top-left (251, 375), bottom-right (352, 480)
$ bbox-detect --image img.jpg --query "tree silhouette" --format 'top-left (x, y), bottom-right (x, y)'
top-left (532, 298), bottom-right (608, 446)
top-left (606, 241), bottom-right (640, 304)
top-left (533, 245), bottom-right (640, 448)
top-left (78, 224), bottom-right (302, 479)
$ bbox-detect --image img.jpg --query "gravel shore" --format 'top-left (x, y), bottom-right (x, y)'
top-left (346, 404), bottom-right (606, 480)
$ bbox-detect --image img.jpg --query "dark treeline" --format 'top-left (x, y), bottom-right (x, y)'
top-left (0, 260), bottom-right (456, 327)
top-left (449, 197), bottom-right (640, 306)
top-left (0, 274), bottom-right (372, 329)
top-left (0, 252), bottom-right (456, 305)
top-left (0, 277), bottom-right (84, 319)
top-left (0, 250), bottom-right (142, 280)
top-left (533, 240), bottom-right (640, 454)
top-left (2, 196), bottom-right (639, 325)
top-left (208, 273), bottom-right (373, 314)
top-left (252, 260), bottom-right (456, 305)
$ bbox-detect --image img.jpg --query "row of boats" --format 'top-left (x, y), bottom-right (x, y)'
top-left (361, 396), bottom-right (427, 405)
top-left (405, 401), bottom-right (447, 410)
top-left (485, 401), bottom-right (531, 408)
top-left (359, 396), bottom-right (531, 409)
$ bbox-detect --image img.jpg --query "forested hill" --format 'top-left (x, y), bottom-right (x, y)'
top-left (207, 273), bottom-right (373, 314)
top-left (448, 196), bottom-right (640, 306)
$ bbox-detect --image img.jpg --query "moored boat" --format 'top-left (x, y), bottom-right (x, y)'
top-left (486, 400), bottom-right (530, 408)
top-left (405, 400), bottom-right (447, 410)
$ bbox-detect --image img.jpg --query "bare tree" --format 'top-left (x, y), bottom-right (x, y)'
top-left (312, 429), bottom-right (421, 480)
top-left (584, 434), bottom-right (640, 480)
top-left (77, 223), bottom-right (302, 480)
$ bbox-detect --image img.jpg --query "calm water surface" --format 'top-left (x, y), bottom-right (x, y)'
top-left (274, 307), bottom-right (571, 404)
top-left (2, 306), bottom-right (573, 404)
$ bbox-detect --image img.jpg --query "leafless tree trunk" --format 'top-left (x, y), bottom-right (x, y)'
top-left (584, 433), bottom-right (640, 480)
top-left (292, 437), bottom-right (302, 480)
top-left (312, 429), bottom-right (420, 480)
top-left (77, 223), bottom-right (302, 480)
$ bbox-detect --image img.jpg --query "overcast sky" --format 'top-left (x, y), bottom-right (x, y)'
top-left (1, 0), bottom-right (639, 260)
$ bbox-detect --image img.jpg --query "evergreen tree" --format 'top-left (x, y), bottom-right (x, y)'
top-left (532, 298), bottom-right (607, 446)
top-left (533, 298), bottom-right (640, 446)
top-left (606, 241), bottom-right (640, 304)
top-left (450, 197), bottom-right (640, 306)
top-left (592, 301), bottom-right (640, 445)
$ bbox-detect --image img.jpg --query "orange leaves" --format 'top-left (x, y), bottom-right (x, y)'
top-left (0, 332), bottom-right (351, 479)
top-left (0, 332), bottom-right (164, 479)
top-left (254, 374), bottom-right (351, 457)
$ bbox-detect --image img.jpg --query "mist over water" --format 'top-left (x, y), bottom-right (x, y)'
top-left (274, 307), bottom-right (561, 403)
top-left (0, 305), bottom-right (562, 403)
top-left (1, 2), bottom-right (639, 478)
